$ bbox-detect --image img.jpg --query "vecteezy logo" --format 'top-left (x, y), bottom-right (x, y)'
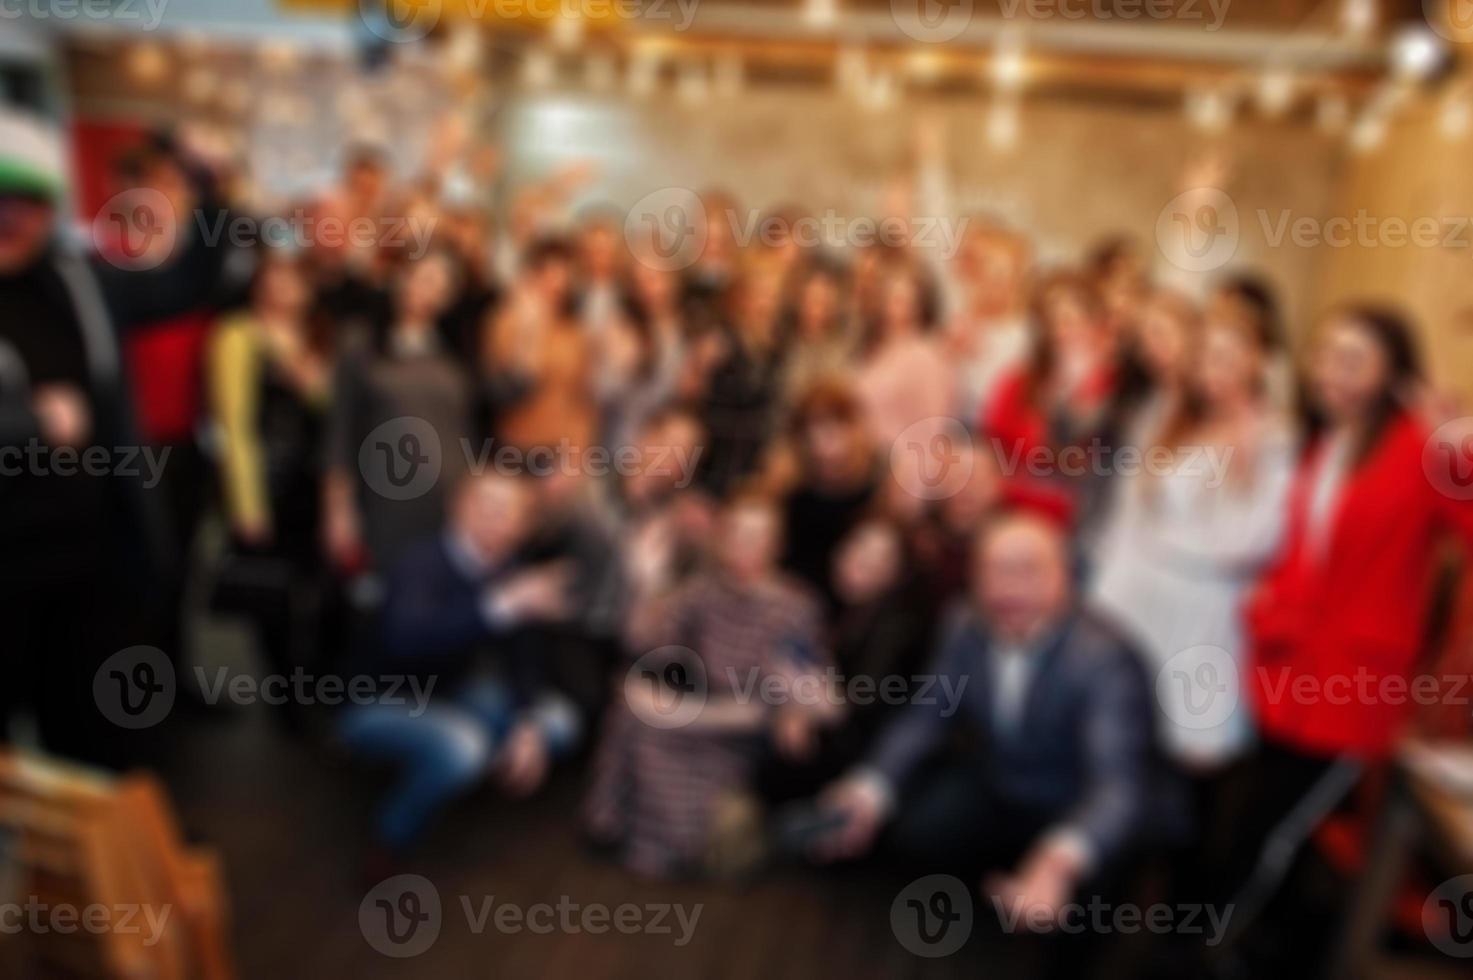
top-left (358, 0), bottom-right (442, 44)
top-left (889, 416), bottom-right (974, 501)
top-left (891, 874), bottom-right (972, 957)
top-left (92, 189), bottom-right (177, 272)
top-left (1157, 644), bottom-right (1238, 732)
top-left (1425, 0), bottom-right (1473, 43)
top-left (625, 646), bottom-right (709, 730)
top-left (1424, 875), bottom-right (1473, 957)
top-left (891, 0), bottom-right (974, 43)
top-left (1423, 417), bottom-right (1473, 501)
top-left (93, 646), bottom-right (175, 730)
top-left (1155, 187), bottom-right (1239, 273)
top-left (624, 188), bottom-right (708, 272)
top-left (358, 417), bottom-right (442, 501)
top-left (360, 874), bottom-right (442, 958)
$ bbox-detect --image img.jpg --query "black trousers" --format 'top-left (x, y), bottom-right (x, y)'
top-left (1217, 738), bottom-right (1358, 974)
top-left (882, 760), bottom-right (1148, 980)
top-left (0, 574), bottom-right (133, 769)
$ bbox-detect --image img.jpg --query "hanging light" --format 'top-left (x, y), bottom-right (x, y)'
top-left (1255, 66), bottom-right (1295, 117)
top-left (804, 0), bottom-right (838, 28)
top-left (1389, 25), bottom-right (1450, 83)
top-left (551, 10), bottom-right (584, 50)
top-left (445, 25), bottom-right (483, 72)
top-left (991, 30), bottom-right (1026, 93)
top-left (1186, 89), bottom-right (1233, 133)
top-left (1349, 113), bottom-right (1387, 153)
top-left (1338, 0), bottom-right (1377, 38)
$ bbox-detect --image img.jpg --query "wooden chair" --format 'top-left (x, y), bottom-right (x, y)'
top-left (0, 751), bottom-right (234, 980)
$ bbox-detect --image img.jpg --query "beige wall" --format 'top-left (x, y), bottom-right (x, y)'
top-left (1310, 83), bottom-right (1473, 401)
top-left (501, 88), bottom-right (1343, 329)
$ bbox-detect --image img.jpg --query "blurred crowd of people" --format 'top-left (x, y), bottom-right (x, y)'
top-left (1, 103), bottom-right (1471, 977)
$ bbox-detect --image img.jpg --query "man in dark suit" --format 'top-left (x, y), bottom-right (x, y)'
top-left (818, 510), bottom-right (1174, 932)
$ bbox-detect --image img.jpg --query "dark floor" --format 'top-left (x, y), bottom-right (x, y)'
top-left (150, 706), bottom-right (1069, 980)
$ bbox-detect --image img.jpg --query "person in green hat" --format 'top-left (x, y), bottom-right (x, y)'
top-left (0, 108), bottom-right (159, 768)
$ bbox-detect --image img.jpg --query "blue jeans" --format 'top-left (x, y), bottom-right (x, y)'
top-left (338, 676), bottom-right (579, 849)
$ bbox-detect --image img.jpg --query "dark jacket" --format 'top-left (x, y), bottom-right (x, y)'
top-left (0, 245), bottom-right (163, 587)
top-left (362, 533), bottom-right (543, 703)
top-left (867, 603), bottom-right (1177, 866)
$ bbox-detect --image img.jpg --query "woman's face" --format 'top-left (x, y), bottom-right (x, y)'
top-left (1047, 289), bottom-right (1099, 363)
top-left (881, 273), bottom-right (920, 335)
top-left (834, 523), bottom-right (902, 605)
top-left (1136, 301), bottom-right (1191, 382)
top-left (802, 414), bottom-right (862, 479)
top-left (799, 274), bottom-right (839, 335)
top-left (534, 257), bottom-right (572, 306)
top-left (1311, 318), bottom-right (1392, 423)
top-left (743, 274), bottom-right (783, 327)
top-left (1196, 321), bottom-right (1260, 407)
top-left (399, 253), bottom-right (455, 320)
top-left (634, 263), bottom-right (676, 314)
top-left (257, 261), bottom-right (311, 316)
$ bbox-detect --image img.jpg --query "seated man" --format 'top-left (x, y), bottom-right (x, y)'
top-left (338, 471), bottom-right (581, 868)
top-left (819, 510), bottom-right (1177, 938)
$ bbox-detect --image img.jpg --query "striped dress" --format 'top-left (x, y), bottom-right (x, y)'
top-left (585, 571), bottom-right (826, 876)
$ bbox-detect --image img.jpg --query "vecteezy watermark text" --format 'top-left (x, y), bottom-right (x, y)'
top-left (0, 0), bottom-right (169, 30)
top-left (623, 188), bottom-right (974, 271)
top-left (461, 437), bottom-right (704, 486)
top-left (93, 646), bottom-right (439, 730)
top-left (992, 895), bottom-right (1235, 943)
top-left (94, 191), bottom-right (440, 272)
top-left (0, 898), bottom-right (173, 947)
top-left (0, 441), bottom-right (170, 488)
top-left (623, 646), bottom-right (968, 730)
top-left (359, 875), bottom-right (702, 958)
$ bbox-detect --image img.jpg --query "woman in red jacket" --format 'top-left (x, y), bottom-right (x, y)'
top-left (979, 271), bottom-right (1117, 534)
top-left (1226, 304), bottom-right (1473, 963)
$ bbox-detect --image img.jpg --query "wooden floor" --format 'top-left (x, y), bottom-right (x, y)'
top-left (151, 709), bottom-right (1053, 980)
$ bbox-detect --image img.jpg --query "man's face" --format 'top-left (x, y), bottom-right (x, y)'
top-left (974, 518), bottom-right (1071, 642)
top-left (456, 476), bottom-right (532, 558)
top-left (347, 162), bottom-right (387, 206)
top-left (0, 196), bottom-right (54, 274)
top-left (580, 224), bottom-right (620, 280)
top-left (717, 503), bottom-right (780, 582)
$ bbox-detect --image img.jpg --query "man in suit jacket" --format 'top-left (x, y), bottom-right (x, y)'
top-left (819, 510), bottom-right (1173, 928)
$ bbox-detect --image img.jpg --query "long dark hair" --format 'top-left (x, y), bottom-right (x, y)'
top-left (1019, 270), bottom-right (1105, 409)
top-left (1302, 303), bottom-right (1423, 469)
top-left (247, 250), bottom-right (334, 357)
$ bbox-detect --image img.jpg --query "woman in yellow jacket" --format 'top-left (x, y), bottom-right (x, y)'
top-left (207, 253), bottom-right (332, 720)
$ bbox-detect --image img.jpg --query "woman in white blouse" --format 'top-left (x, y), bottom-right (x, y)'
top-left (1089, 296), bottom-right (1295, 913)
top-left (1093, 300), bottom-right (1294, 764)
